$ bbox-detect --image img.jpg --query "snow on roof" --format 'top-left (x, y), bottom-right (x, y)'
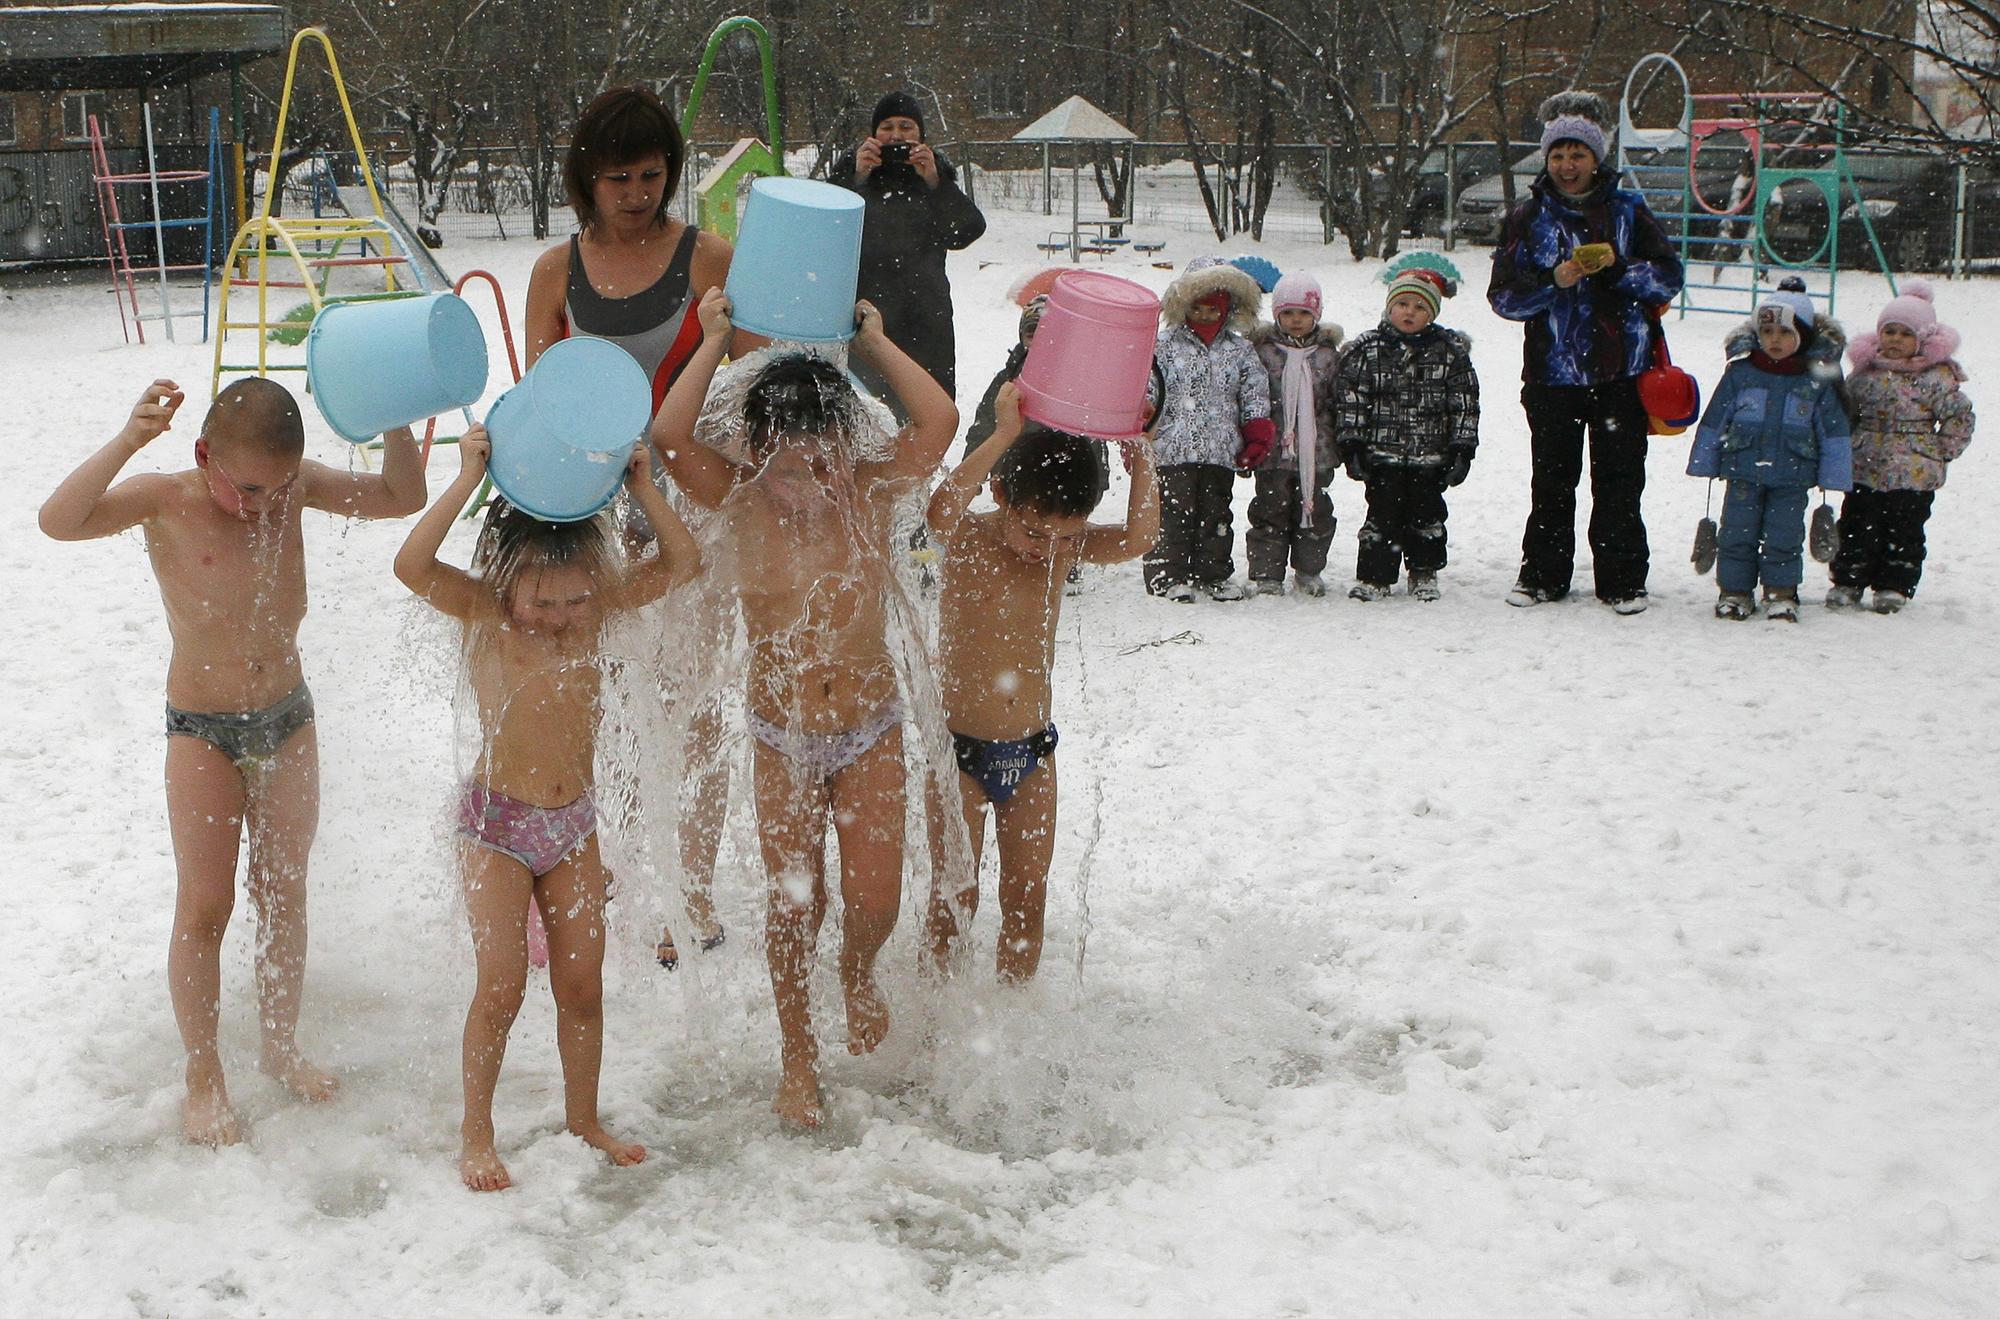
top-left (1010, 96), bottom-right (1138, 144)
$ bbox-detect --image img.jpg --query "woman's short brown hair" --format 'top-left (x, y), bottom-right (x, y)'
top-left (563, 86), bottom-right (685, 230)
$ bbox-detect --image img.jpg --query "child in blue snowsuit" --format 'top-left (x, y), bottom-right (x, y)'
top-left (1687, 287), bottom-right (1853, 620)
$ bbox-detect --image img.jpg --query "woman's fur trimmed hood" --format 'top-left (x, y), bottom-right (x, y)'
top-left (1249, 322), bottom-right (1344, 350)
top-left (1848, 324), bottom-right (1966, 380)
top-left (1161, 259), bottom-right (1264, 333)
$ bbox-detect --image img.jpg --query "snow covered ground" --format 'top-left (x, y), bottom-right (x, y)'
top-left (3, 212), bottom-right (1998, 1319)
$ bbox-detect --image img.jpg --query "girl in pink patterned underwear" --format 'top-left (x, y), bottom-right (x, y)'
top-left (395, 427), bottom-right (701, 1192)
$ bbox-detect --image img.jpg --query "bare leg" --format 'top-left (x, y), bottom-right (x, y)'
top-left (539, 836), bottom-right (645, 1168)
top-left (831, 726), bottom-right (905, 1055)
top-left (991, 757), bottom-right (1059, 985)
top-left (163, 736), bottom-right (247, 1147)
top-left (459, 846), bottom-right (532, 1192)
top-left (752, 742), bottom-right (830, 1129)
top-left (922, 769), bottom-right (986, 976)
top-left (679, 699), bottom-right (729, 941)
top-left (242, 726), bottom-right (336, 1103)
top-left (662, 698), bottom-right (730, 965)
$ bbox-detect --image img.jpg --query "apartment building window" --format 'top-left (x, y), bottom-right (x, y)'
top-left (974, 72), bottom-right (1027, 119)
top-left (62, 91), bottom-right (110, 142)
top-left (1370, 70), bottom-right (1398, 109)
top-left (906, 1), bottom-right (937, 25)
top-left (0, 96), bottom-right (15, 146)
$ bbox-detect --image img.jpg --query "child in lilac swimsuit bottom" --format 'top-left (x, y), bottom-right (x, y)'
top-left (457, 783), bottom-right (599, 876)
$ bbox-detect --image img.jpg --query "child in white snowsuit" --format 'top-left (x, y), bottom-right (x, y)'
top-left (1828, 280), bottom-right (1976, 613)
top-left (1247, 272), bottom-right (1342, 596)
top-left (1143, 256), bottom-right (1273, 601)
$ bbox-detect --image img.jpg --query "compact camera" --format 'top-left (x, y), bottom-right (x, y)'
top-left (880, 142), bottom-right (912, 166)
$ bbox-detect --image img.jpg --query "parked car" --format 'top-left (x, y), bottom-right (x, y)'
top-left (1449, 146), bottom-right (1744, 246)
top-left (1761, 150), bottom-right (2000, 272)
top-left (1446, 155), bottom-right (1547, 245)
top-left (1400, 144), bottom-right (1538, 237)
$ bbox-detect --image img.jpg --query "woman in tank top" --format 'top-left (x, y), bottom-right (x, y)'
top-left (523, 85), bottom-right (760, 405)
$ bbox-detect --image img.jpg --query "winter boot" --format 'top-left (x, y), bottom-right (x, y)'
top-left (1408, 570), bottom-right (1441, 602)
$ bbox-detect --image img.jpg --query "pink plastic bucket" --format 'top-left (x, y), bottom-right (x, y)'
top-left (1016, 271), bottom-right (1161, 440)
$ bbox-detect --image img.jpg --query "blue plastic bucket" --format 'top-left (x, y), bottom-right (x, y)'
top-left (485, 337), bottom-right (651, 523)
top-left (725, 177), bottom-right (865, 343)
top-left (305, 292), bottom-right (488, 443)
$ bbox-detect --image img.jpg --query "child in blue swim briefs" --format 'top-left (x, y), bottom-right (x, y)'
top-left (924, 383), bottom-right (1160, 982)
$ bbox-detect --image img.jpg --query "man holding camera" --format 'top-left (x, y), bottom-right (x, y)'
top-left (829, 91), bottom-right (987, 408)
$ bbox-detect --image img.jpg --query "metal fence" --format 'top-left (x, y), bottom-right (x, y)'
top-left (109, 135), bottom-right (2000, 277)
top-left (948, 140), bottom-right (1339, 244)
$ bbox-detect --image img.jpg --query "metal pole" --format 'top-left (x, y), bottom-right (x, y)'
top-left (1952, 155), bottom-right (1968, 279)
top-left (1042, 143), bottom-right (1052, 216)
top-left (142, 101), bottom-right (175, 343)
top-left (1071, 153), bottom-right (1080, 262)
top-left (1321, 142), bottom-right (1334, 246)
top-left (1443, 141), bottom-right (1458, 253)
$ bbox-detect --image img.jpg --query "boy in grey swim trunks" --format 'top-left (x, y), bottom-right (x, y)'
top-left (925, 383), bottom-right (1158, 982)
top-left (40, 376), bottom-right (425, 1146)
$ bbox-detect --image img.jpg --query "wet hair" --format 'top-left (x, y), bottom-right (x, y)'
top-left (203, 377), bottom-right (305, 458)
top-left (994, 428), bottom-right (1102, 519)
top-left (470, 498), bottom-right (613, 608)
top-left (743, 352), bottom-right (862, 464)
top-left (564, 85), bottom-right (686, 231)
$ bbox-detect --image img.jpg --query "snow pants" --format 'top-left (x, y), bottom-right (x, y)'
top-left (1831, 486), bottom-right (1937, 597)
top-left (1516, 379), bottom-right (1651, 602)
top-left (1145, 463), bottom-right (1237, 594)
top-left (1246, 469), bottom-right (1335, 581)
top-left (1717, 480), bottom-right (1810, 594)
top-left (1357, 465), bottom-right (1450, 586)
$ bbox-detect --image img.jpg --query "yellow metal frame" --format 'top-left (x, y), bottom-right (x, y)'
top-left (210, 28), bottom-right (416, 397)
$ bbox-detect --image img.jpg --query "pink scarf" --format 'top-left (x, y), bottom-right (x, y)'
top-left (1277, 339), bottom-right (1319, 527)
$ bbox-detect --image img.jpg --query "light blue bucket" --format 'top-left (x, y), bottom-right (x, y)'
top-left (305, 292), bottom-right (488, 443)
top-left (725, 177), bottom-right (865, 343)
top-left (485, 337), bottom-right (651, 523)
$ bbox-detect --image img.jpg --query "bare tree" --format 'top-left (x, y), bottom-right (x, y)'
top-left (1627, 0), bottom-right (2000, 165)
top-left (1157, 0), bottom-right (1558, 257)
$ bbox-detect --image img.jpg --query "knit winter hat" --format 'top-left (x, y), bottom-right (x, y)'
top-left (1877, 278), bottom-right (1940, 336)
top-left (872, 91), bottom-right (926, 139)
top-left (1381, 252), bottom-right (1461, 317)
top-left (1539, 91), bottom-right (1611, 163)
top-left (1271, 272), bottom-right (1322, 319)
top-left (1757, 284), bottom-right (1816, 337)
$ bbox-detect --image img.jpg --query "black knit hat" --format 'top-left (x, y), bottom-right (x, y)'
top-left (872, 91), bottom-right (926, 139)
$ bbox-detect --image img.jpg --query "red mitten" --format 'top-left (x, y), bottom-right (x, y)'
top-left (1235, 417), bottom-right (1276, 471)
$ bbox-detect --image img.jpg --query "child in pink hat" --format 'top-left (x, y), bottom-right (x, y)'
top-left (1828, 280), bottom-right (1977, 613)
top-left (1245, 272), bottom-right (1344, 595)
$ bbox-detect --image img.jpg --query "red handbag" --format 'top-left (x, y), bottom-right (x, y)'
top-left (1638, 308), bottom-right (1701, 436)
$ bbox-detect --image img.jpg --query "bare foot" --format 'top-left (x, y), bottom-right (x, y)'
top-left (844, 971), bottom-right (890, 1055)
top-left (182, 1067), bottom-right (242, 1148)
top-left (459, 1136), bottom-right (512, 1193)
top-left (772, 1061), bottom-right (825, 1131)
top-left (571, 1121), bottom-right (647, 1167)
top-left (260, 1049), bottom-right (339, 1104)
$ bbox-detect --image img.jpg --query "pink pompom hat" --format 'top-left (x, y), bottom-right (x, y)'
top-left (1271, 271), bottom-right (1322, 319)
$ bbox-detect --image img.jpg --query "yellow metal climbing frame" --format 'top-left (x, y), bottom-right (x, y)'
top-left (210, 28), bottom-right (417, 397)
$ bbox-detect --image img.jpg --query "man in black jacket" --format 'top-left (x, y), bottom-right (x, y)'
top-left (828, 91), bottom-right (987, 407)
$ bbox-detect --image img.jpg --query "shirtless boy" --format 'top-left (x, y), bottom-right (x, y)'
top-left (653, 289), bottom-right (958, 1128)
top-left (924, 383), bottom-right (1158, 982)
top-left (39, 377), bottom-right (426, 1145)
